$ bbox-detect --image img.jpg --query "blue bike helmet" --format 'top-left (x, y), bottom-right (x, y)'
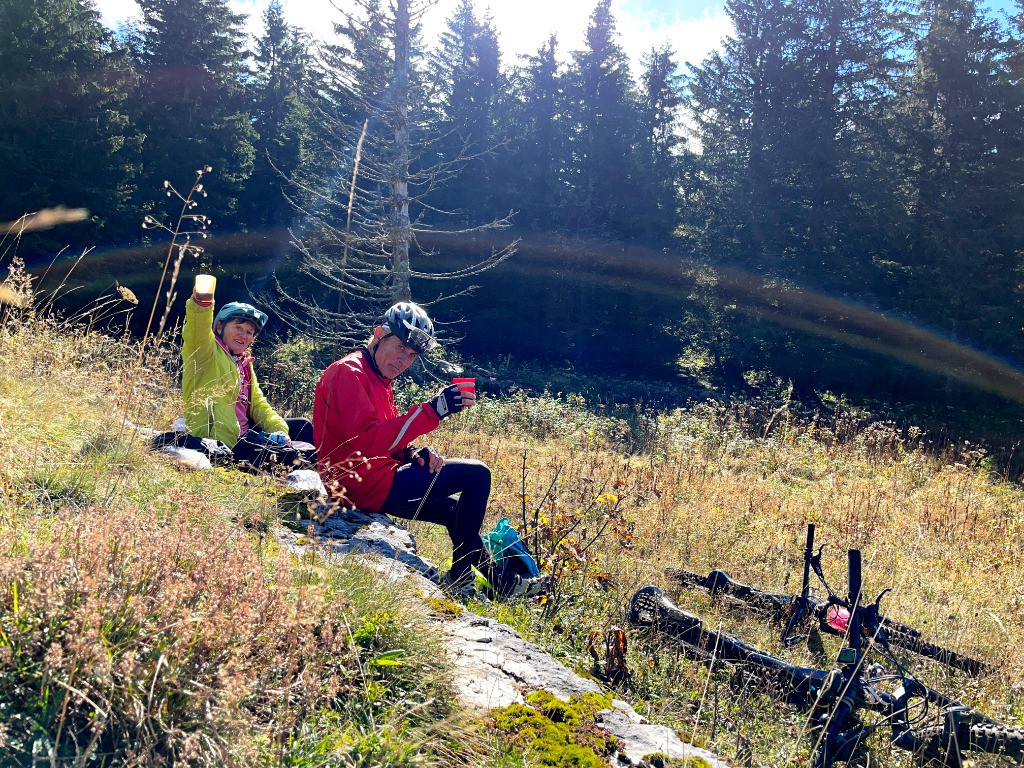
top-left (215, 302), bottom-right (268, 333)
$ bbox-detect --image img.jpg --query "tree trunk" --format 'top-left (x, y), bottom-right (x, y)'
top-left (389, 0), bottom-right (412, 302)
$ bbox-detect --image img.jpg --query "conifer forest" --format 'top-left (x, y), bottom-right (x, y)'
top-left (6, 0), bottom-right (1024, 434)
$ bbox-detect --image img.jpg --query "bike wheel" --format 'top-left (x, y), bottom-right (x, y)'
top-left (882, 625), bottom-right (985, 676)
top-left (916, 721), bottom-right (1024, 761)
top-left (664, 567), bottom-right (708, 590)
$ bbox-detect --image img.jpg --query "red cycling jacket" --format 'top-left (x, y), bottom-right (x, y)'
top-left (313, 348), bottom-right (440, 511)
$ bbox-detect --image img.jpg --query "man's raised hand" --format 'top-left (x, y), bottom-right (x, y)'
top-left (430, 385), bottom-right (464, 419)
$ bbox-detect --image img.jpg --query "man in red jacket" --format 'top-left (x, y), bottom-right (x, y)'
top-left (313, 302), bottom-right (502, 593)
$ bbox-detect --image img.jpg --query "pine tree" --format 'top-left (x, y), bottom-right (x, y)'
top-left (274, 0), bottom-right (513, 349)
top-left (685, 0), bottom-right (906, 281)
top-left (493, 35), bottom-right (568, 230)
top-left (636, 44), bottom-right (685, 241)
top-left (132, 0), bottom-right (256, 227)
top-left (681, 0), bottom-right (902, 392)
top-left (897, 0), bottom-right (1010, 340)
top-left (998, 5), bottom-right (1024, 361)
top-left (565, 0), bottom-right (642, 236)
top-left (0, 0), bottom-right (140, 247)
top-left (683, 0), bottom-right (802, 270)
top-left (247, 0), bottom-right (316, 229)
top-left (426, 0), bottom-right (502, 225)
top-left (781, 0), bottom-right (908, 289)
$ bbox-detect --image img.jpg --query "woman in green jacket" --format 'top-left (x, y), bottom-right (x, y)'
top-left (181, 273), bottom-right (315, 470)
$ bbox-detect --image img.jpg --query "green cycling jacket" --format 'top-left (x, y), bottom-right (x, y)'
top-left (182, 297), bottom-right (288, 447)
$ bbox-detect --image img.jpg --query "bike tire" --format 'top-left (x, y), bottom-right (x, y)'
top-left (629, 585), bottom-right (703, 632)
top-left (882, 625), bottom-right (985, 676)
top-left (916, 721), bottom-right (1024, 761)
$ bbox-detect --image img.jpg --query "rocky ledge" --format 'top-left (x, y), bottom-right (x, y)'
top-left (277, 470), bottom-right (730, 768)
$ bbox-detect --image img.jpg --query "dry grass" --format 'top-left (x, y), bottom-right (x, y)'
top-left (0, 269), bottom-right (507, 767)
top-left (6, 247), bottom-right (1024, 766)
top-left (415, 390), bottom-right (1024, 765)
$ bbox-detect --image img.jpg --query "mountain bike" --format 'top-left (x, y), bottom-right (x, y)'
top-left (664, 524), bottom-right (985, 676)
top-left (629, 549), bottom-right (1022, 768)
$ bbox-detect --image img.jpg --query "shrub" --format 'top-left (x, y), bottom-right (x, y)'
top-left (0, 495), bottom-right (357, 766)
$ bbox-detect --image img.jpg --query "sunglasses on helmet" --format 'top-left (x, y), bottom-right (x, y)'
top-left (403, 325), bottom-right (436, 354)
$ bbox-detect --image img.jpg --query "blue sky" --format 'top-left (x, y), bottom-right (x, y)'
top-left (94, 0), bottom-right (735, 71)
top-left (94, 0), bottom-right (1020, 73)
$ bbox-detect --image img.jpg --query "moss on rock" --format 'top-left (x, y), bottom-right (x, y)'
top-left (640, 753), bottom-right (714, 768)
top-left (488, 691), bottom-right (619, 768)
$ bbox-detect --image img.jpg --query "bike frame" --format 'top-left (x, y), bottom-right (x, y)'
top-left (666, 524), bottom-right (985, 676)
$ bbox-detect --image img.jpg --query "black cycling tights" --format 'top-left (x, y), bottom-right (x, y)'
top-left (380, 458), bottom-right (491, 584)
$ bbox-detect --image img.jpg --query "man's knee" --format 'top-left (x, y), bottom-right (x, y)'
top-left (448, 457), bottom-right (490, 478)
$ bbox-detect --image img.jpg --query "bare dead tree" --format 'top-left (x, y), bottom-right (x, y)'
top-left (267, 0), bottom-right (517, 354)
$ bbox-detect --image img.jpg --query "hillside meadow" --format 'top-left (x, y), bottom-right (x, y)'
top-left (2, 266), bottom-right (1024, 767)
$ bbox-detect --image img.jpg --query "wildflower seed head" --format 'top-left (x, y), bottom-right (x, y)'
top-left (117, 285), bottom-right (138, 304)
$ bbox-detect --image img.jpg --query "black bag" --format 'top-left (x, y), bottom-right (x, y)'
top-left (233, 430), bottom-right (316, 471)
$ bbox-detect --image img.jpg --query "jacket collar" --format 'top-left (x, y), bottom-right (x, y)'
top-left (360, 346), bottom-right (390, 382)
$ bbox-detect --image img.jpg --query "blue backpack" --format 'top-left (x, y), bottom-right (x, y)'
top-left (481, 517), bottom-right (541, 588)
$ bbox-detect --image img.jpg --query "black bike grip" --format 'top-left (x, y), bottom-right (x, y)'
top-left (847, 550), bottom-right (863, 654)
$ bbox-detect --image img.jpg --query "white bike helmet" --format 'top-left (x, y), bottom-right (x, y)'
top-left (382, 301), bottom-right (436, 353)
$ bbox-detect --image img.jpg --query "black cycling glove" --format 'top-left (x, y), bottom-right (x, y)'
top-left (403, 445), bottom-right (434, 464)
top-left (430, 385), bottom-right (463, 419)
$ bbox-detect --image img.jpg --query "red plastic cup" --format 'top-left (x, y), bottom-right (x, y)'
top-left (452, 377), bottom-right (476, 394)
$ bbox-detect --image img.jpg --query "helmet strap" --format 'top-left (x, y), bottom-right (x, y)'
top-left (366, 333), bottom-right (392, 379)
